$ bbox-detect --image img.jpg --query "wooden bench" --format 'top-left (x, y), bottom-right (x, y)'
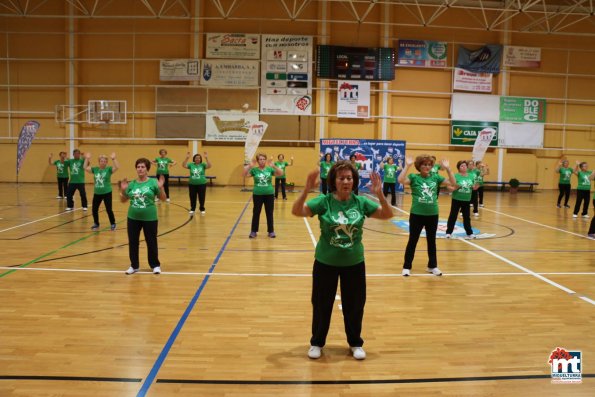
top-left (483, 181), bottom-right (539, 192)
top-left (151, 175), bottom-right (216, 186)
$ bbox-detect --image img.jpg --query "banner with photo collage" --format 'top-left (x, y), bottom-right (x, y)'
top-left (320, 139), bottom-right (406, 193)
top-left (260, 35), bottom-right (313, 115)
top-left (397, 39), bottom-right (447, 68)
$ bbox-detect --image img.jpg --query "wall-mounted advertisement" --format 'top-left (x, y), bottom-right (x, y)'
top-left (205, 33), bottom-right (260, 59)
top-left (337, 80), bottom-right (370, 118)
top-left (205, 111), bottom-right (259, 142)
top-left (499, 96), bottom-right (546, 123)
top-left (450, 120), bottom-right (499, 147)
top-left (160, 59), bottom-right (200, 81)
top-left (261, 35), bottom-right (313, 115)
top-left (397, 39), bottom-right (447, 68)
top-left (453, 67), bottom-right (492, 92)
top-left (320, 139), bottom-right (406, 193)
top-left (200, 60), bottom-right (259, 87)
top-left (503, 46), bottom-right (541, 68)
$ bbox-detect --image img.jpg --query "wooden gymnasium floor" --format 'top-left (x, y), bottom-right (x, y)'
top-left (0, 183), bottom-right (593, 397)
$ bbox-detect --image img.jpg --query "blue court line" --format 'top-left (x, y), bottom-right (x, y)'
top-left (136, 198), bottom-right (251, 397)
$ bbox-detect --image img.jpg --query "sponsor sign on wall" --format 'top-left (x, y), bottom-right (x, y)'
top-left (205, 111), bottom-right (259, 142)
top-left (200, 60), bottom-right (259, 87)
top-left (503, 46), bottom-right (541, 68)
top-left (205, 33), bottom-right (260, 59)
top-left (160, 59), bottom-right (200, 81)
top-left (453, 67), bottom-right (493, 92)
top-left (500, 96), bottom-right (546, 123)
top-left (337, 80), bottom-right (370, 118)
top-left (450, 120), bottom-right (498, 147)
top-left (397, 40), bottom-right (447, 68)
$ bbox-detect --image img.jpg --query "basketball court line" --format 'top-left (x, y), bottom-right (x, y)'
top-left (0, 209), bottom-right (82, 234)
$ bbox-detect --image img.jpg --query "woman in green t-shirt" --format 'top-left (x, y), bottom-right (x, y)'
top-left (292, 161), bottom-right (393, 361)
top-left (349, 154), bottom-right (363, 195)
top-left (475, 161), bottom-right (489, 208)
top-left (48, 151), bottom-right (69, 199)
top-left (151, 149), bottom-right (176, 202)
top-left (274, 154), bottom-right (294, 200)
top-left (555, 159), bottom-right (573, 208)
top-left (319, 153), bottom-right (334, 195)
top-left (242, 153), bottom-right (283, 238)
top-left (380, 156), bottom-right (400, 206)
top-left (119, 158), bottom-right (166, 275)
top-left (445, 160), bottom-right (478, 239)
top-left (84, 152), bottom-right (120, 231)
top-left (398, 155), bottom-right (455, 277)
top-left (573, 161), bottom-right (593, 218)
top-left (182, 152), bottom-right (212, 215)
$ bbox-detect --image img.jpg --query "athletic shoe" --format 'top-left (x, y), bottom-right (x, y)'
top-left (200, 211), bottom-right (206, 215)
top-left (426, 267), bottom-right (443, 276)
top-left (308, 346), bottom-right (322, 359)
top-left (65, 207), bottom-right (73, 211)
top-left (268, 232), bottom-right (276, 238)
top-left (564, 205), bottom-right (570, 208)
top-left (56, 196), bottom-right (62, 199)
top-left (153, 266), bottom-right (161, 274)
top-left (91, 224), bottom-right (100, 230)
top-left (479, 204), bottom-right (484, 208)
top-left (83, 207), bottom-right (88, 211)
top-left (166, 198), bottom-right (170, 203)
top-left (189, 210), bottom-right (195, 215)
top-left (110, 224), bottom-right (116, 231)
top-left (125, 267), bottom-right (138, 275)
top-left (473, 212), bottom-right (479, 217)
top-left (445, 234), bottom-right (452, 239)
top-left (465, 234), bottom-right (477, 240)
top-left (556, 204), bottom-right (561, 208)
top-left (401, 269), bottom-right (410, 277)
top-left (351, 347), bottom-right (366, 360)
top-left (583, 215), bottom-right (590, 219)
top-left (588, 234), bottom-right (595, 239)
top-left (249, 232), bottom-right (257, 238)
top-left (573, 214), bottom-right (578, 218)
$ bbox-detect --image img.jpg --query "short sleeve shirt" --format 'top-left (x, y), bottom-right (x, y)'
top-left (577, 171), bottom-right (593, 191)
top-left (188, 163), bottom-right (207, 185)
top-left (126, 179), bottom-right (160, 221)
top-left (250, 167), bottom-right (275, 195)
top-left (558, 167), bottom-right (572, 184)
top-left (67, 158), bottom-right (85, 184)
top-left (408, 173), bottom-right (445, 216)
top-left (274, 161), bottom-right (289, 179)
top-left (155, 158), bottom-right (173, 175)
top-left (91, 166), bottom-right (113, 194)
top-left (53, 160), bottom-right (69, 178)
top-left (452, 173), bottom-right (474, 202)
top-left (383, 164), bottom-right (398, 183)
top-left (307, 193), bottom-right (379, 267)
top-left (320, 161), bottom-right (334, 179)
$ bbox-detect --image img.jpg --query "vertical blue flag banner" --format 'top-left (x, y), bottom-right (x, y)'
top-left (457, 44), bottom-right (502, 74)
top-left (320, 139), bottom-right (406, 193)
top-left (16, 120), bottom-right (40, 174)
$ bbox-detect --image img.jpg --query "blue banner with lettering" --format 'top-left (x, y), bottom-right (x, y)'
top-left (457, 44), bottom-right (502, 74)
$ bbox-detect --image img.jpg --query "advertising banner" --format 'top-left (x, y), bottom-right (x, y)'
top-left (337, 80), bottom-right (370, 118)
top-left (320, 139), bottom-right (406, 193)
top-left (160, 59), bottom-right (200, 81)
top-left (261, 35), bottom-right (313, 115)
top-left (457, 44), bottom-right (502, 74)
top-left (451, 120), bottom-right (498, 147)
top-left (503, 46), bottom-right (541, 68)
top-left (205, 33), bottom-right (260, 59)
top-left (205, 111), bottom-right (259, 142)
top-left (16, 120), bottom-right (40, 174)
top-left (200, 60), bottom-right (259, 87)
top-left (397, 39), bottom-right (447, 68)
top-left (453, 67), bottom-right (493, 92)
top-left (499, 96), bottom-right (546, 123)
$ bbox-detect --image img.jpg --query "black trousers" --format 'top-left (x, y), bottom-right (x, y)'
top-left (383, 182), bottom-right (396, 205)
top-left (66, 183), bottom-right (88, 208)
top-left (251, 194), bottom-right (274, 233)
top-left (446, 199), bottom-right (473, 235)
top-left (311, 260), bottom-right (366, 348)
top-left (158, 174), bottom-right (170, 198)
top-left (589, 216), bottom-right (595, 235)
top-left (477, 186), bottom-right (484, 205)
top-left (57, 177), bottom-right (69, 197)
top-left (404, 213), bottom-right (439, 270)
top-left (127, 218), bottom-right (160, 269)
top-left (557, 184), bottom-right (571, 206)
top-left (574, 190), bottom-right (590, 216)
top-left (321, 177), bottom-right (328, 195)
top-left (275, 178), bottom-right (286, 199)
top-left (92, 192), bottom-right (116, 226)
top-left (189, 184), bottom-right (207, 211)
top-left (470, 189), bottom-right (479, 213)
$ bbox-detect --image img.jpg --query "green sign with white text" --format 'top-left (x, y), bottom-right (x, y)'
top-left (451, 120), bottom-right (498, 146)
top-left (500, 96), bottom-right (546, 123)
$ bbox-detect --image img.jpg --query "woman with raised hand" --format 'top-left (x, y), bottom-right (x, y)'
top-left (48, 151), bottom-right (69, 199)
top-left (151, 149), bottom-right (176, 202)
top-left (380, 156), bottom-right (399, 206)
top-left (243, 153), bottom-right (283, 238)
top-left (398, 155), bottom-right (455, 277)
top-left (555, 158), bottom-right (573, 208)
top-left (349, 154), bottom-right (362, 195)
top-left (84, 152), bottom-right (119, 231)
top-left (445, 160), bottom-right (477, 239)
top-left (119, 158), bottom-right (166, 275)
top-left (573, 161), bottom-right (593, 218)
top-left (475, 161), bottom-right (489, 208)
top-left (274, 154), bottom-right (294, 200)
top-left (292, 161), bottom-right (393, 361)
top-left (182, 152), bottom-right (212, 216)
top-left (319, 153), bottom-right (334, 195)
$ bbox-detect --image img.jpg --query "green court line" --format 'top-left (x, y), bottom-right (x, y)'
top-left (0, 224), bottom-right (115, 279)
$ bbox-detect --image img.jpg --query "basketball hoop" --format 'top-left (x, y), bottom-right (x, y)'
top-left (100, 114), bottom-right (111, 129)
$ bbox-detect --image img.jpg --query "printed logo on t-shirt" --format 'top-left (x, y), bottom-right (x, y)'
top-left (329, 208), bottom-right (362, 248)
top-left (418, 181), bottom-right (437, 203)
top-left (256, 171), bottom-right (272, 186)
top-left (95, 171), bottom-right (106, 188)
top-left (458, 179), bottom-right (473, 194)
top-left (130, 186), bottom-right (152, 208)
top-left (56, 163), bottom-right (64, 173)
top-left (71, 162), bottom-right (80, 175)
top-left (191, 167), bottom-right (202, 178)
top-left (158, 159), bottom-right (168, 170)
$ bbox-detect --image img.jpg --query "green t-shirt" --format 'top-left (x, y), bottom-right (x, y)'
top-left (430, 164), bottom-right (441, 176)
top-left (577, 171), bottom-right (592, 191)
top-left (249, 166), bottom-right (275, 195)
top-left (67, 158), bottom-right (85, 184)
top-left (383, 164), bottom-right (398, 183)
top-left (307, 193), bottom-right (379, 267)
top-left (155, 157), bottom-right (173, 175)
top-left (452, 173), bottom-right (475, 202)
top-left (274, 161), bottom-right (289, 179)
top-left (408, 173), bottom-right (445, 216)
top-left (474, 170), bottom-right (484, 186)
top-left (126, 178), bottom-right (160, 221)
top-left (352, 162), bottom-right (362, 171)
top-left (188, 163), bottom-right (207, 185)
top-left (53, 160), bottom-right (69, 178)
top-left (320, 161), bottom-right (334, 179)
top-left (91, 166), bottom-right (113, 194)
top-left (558, 167), bottom-right (573, 184)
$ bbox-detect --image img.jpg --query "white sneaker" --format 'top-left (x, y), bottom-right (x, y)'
top-left (200, 211), bottom-right (206, 215)
top-left (582, 215), bottom-right (589, 219)
top-left (83, 207), bottom-right (88, 211)
top-left (166, 198), bottom-right (170, 203)
top-left (65, 207), bottom-right (73, 211)
top-left (308, 346), bottom-right (321, 359)
top-left (427, 267), bottom-right (442, 276)
top-left (401, 269), bottom-right (410, 277)
top-left (479, 204), bottom-right (484, 208)
top-left (189, 210), bottom-right (195, 215)
top-left (351, 347), bottom-right (366, 360)
top-left (125, 267), bottom-right (138, 275)
top-left (573, 214), bottom-right (578, 218)
top-left (56, 196), bottom-right (62, 199)
top-left (465, 234), bottom-right (476, 240)
top-left (445, 234), bottom-right (452, 239)
top-left (473, 212), bottom-right (479, 217)
top-left (153, 266), bottom-right (161, 274)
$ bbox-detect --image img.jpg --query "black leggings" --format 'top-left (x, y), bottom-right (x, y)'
top-left (92, 192), bottom-right (116, 226)
top-left (557, 184), bottom-right (571, 206)
top-left (310, 260), bottom-right (366, 348)
top-left (66, 183), bottom-right (88, 208)
top-left (477, 186), bottom-right (484, 205)
top-left (127, 218), bottom-right (160, 269)
top-left (403, 213), bottom-right (439, 270)
top-left (189, 184), bottom-right (207, 212)
top-left (251, 194), bottom-right (274, 233)
top-left (275, 178), bottom-right (286, 199)
top-left (321, 177), bottom-right (328, 195)
top-left (57, 177), bottom-right (68, 197)
top-left (446, 199), bottom-right (472, 235)
top-left (470, 189), bottom-right (479, 213)
top-left (574, 190), bottom-right (590, 216)
top-left (383, 182), bottom-right (396, 205)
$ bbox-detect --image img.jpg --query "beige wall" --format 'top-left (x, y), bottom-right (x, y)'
top-left (0, 1), bottom-right (593, 190)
